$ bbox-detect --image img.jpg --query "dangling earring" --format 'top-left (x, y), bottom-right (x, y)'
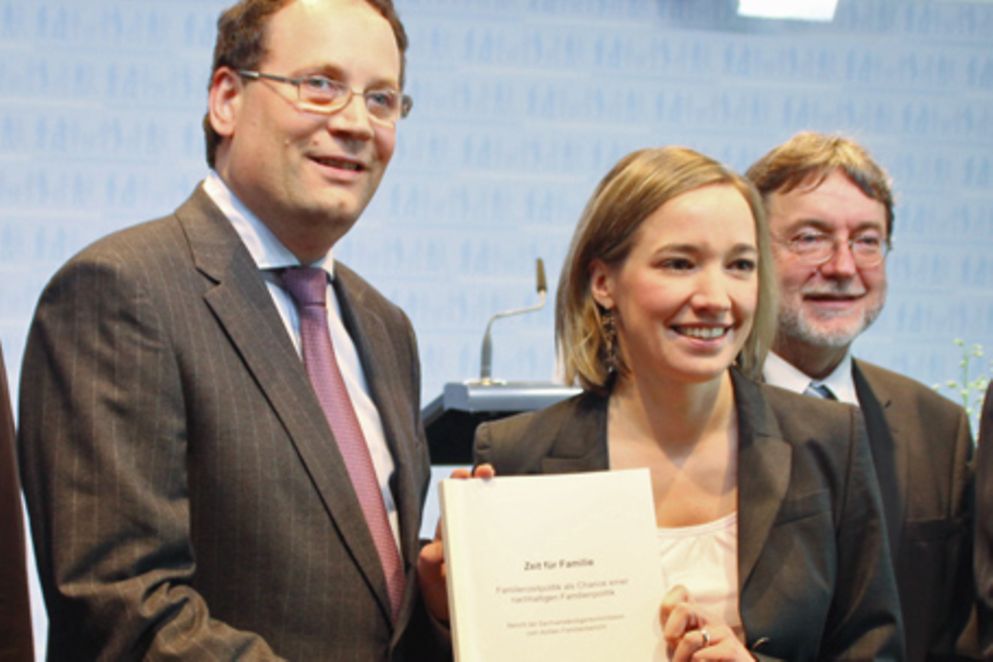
top-left (601, 307), bottom-right (618, 374)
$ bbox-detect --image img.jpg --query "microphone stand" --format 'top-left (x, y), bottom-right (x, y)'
top-left (478, 258), bottom-right (547, 385)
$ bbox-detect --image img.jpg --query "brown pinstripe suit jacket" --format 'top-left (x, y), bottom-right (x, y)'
top-left (17, 187), bottom-right (438, 661)
top-left (1, 344), bottom-right (33, 662)
top-left (977, 380), bottom-right (993, 659)
top-left (474, 370), bottom-right (904, 661)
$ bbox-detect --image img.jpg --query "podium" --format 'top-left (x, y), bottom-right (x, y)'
top-left (422, 381), bottom-right (580, 464)
top-left (425, 257), bottom-right (574, 463)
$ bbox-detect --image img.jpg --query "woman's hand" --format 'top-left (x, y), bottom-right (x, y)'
top-left (417, 464), bottom-right (496, 624)
top-left (660, 585), bottom-right (753, 661)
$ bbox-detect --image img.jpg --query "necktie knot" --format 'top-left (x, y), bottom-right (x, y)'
top-left (805, 381), bottom-right (837, 400)
top-left (281, 267), bottom-right (327, 308)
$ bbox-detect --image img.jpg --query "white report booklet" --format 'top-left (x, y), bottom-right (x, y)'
top-left (440, 469), bottom-right (663, 662)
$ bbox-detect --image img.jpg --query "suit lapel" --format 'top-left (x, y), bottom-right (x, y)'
top-left (178, 189), bottom-right (393, 620)
top-left (852, 360), bottom-right (905, 553)
top-left (539, 393), bottom-right (610, 474)
top-left (733, 372), bottom-right (793, 588)
top-left (332, 270), bottom-right (423, 575)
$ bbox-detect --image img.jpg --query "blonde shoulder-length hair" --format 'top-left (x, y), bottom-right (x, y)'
top-left (556, 146), bottom-right (777, 393)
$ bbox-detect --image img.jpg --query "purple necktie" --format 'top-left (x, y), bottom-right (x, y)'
top-left (281, 267), bottom-right (405, 620)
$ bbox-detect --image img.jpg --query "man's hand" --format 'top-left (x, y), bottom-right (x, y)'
top-left (417, 464), bottom-right (496, 624)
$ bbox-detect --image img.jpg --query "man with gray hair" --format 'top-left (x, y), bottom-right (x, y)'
top-left (748, 131), bottom-right (976, 661)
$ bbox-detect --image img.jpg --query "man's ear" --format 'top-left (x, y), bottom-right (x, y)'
top-left (589, 258), bottom-right (615, 310)
top-left (207, 67), bottom-right (243, 139)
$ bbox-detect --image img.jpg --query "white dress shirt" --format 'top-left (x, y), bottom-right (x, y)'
top-left (763, 351), bottom-right (859, 406)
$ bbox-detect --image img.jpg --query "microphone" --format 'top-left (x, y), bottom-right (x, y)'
top-left (478, 258), bottom-right (547, 385)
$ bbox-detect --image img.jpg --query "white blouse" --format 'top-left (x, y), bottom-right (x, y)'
top-left (657, 511), bottom-right (744, 649)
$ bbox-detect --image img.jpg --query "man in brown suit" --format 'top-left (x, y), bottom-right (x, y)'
top-left (1, 344), bottom-right (33, 661)
top-left (977, 380), bottom-right (993, 658)
top-left (748, 132), bottom-right (976, 661)
top-left (17, 1), bottom-right (444, 659)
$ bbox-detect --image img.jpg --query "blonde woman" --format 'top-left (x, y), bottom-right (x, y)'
top-left (473, 147), bottom-right (902, 660)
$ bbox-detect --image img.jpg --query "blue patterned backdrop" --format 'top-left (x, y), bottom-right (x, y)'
top-left (2, 1), bottom-right (992, 653)
top-left (3, 1), bottom-right (991, 411)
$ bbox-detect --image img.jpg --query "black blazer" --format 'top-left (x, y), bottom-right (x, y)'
top-left (852, 359), bottom-right (976, 660)
top-left (17, 188), bottom-right (438, 661)
top-left (475, 370), bottom-right (903, 661)
top-left (975, 380), bottom-right (993, 659)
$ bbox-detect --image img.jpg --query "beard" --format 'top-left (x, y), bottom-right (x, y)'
top-left (777, 291), bottom-right (885, 349)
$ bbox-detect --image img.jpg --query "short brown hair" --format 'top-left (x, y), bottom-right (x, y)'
top-left (556, 146), bottom-right (777, 393)
top-left (745, 131), bottom-right (894, 239)
top-left (202, 0), bottom-right (409, 168)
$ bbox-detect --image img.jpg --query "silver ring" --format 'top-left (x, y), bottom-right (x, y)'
top-left (700, 628), bottom-right (711, 647)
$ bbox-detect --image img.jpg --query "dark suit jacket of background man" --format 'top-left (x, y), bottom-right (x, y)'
top-left (852, 359), bottom-right (976, 661)
top-left (17, 187), bottom-right (439, 660)
top-left (0, 344), bottom-right (33, 662)
top-left (975, 380), bottom-right (993, 658)
top-left (475, 370), bottom-right (903, 661)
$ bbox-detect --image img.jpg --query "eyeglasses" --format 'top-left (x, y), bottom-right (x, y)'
top-left (777, 229), bottom-right (890, 267)
top-left (237, 70), bottom-right (413, 126)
